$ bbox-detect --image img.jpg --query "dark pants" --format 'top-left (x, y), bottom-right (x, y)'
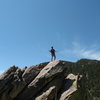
top-left (51, 53), bottom-right (56, 61)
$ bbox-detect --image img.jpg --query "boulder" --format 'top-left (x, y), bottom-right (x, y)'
top-left (22, 66), bottom-right (40, 84)
top-left (15, 60), bottom-right (68, 100)
top-left (35, 86), bottom-right (56, 100)
top-left (0, 66), bottom-right (27, 100)
top-left (59, 74), bottom-right (83, 100)
top-left (35, 75), bottom-right (64, 100)
top-left (0, 66), bottom-right (18, 94)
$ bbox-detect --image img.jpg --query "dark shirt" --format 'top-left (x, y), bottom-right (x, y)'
top-left (50, 48), bottom-right (55, 55)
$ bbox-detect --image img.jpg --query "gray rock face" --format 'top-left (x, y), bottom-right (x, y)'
top-left (22, 66), bottom-right (40, 84)
top-left (59, 74), bottom-right (83, 100)
top-left (0, 66), bottom-right (17, 91)
top-left (16, 60), bottom-right (67, 100)
top-left (0, 66), bottom-right (24, 100)
top-left (35, 76), bottom-right (64, 100)
top-left (0, 59), bottom-right (100, 100)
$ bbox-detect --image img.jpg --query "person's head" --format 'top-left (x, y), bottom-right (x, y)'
top-left (51, 46), bottom-right (53, 49)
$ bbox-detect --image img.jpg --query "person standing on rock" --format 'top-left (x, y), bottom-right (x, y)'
top-left (49, 46), bottom-right (56, 61)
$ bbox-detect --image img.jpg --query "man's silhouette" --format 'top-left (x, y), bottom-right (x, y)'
top-left (50, 46), bottom-right (56, 61)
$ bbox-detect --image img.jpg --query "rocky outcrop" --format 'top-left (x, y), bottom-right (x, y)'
top-left (22, 66), bottom-right (40, 84)
top-left (0, 59), bottom-right (100, 100)
top-left (0, 66), bottom-right (25, 100)
top-left (0, 64), bottom-right (45, 100)
top-left (59, 74), bottom-right (83, 100)
top-left (15, 60), bottom-right (68, 100)
top-left (35, 76), bottom-right (64, 100)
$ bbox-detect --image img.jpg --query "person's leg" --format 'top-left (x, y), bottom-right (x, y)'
top-left (53, 53), bottom-right (56, 60)
top-left (51, 55), bottom-right (53, 61)
top-left (54, 55), bottom-right (56, 60)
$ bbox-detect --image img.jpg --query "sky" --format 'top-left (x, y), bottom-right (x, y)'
top-left (0, 0), bottom-right (100, 74)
